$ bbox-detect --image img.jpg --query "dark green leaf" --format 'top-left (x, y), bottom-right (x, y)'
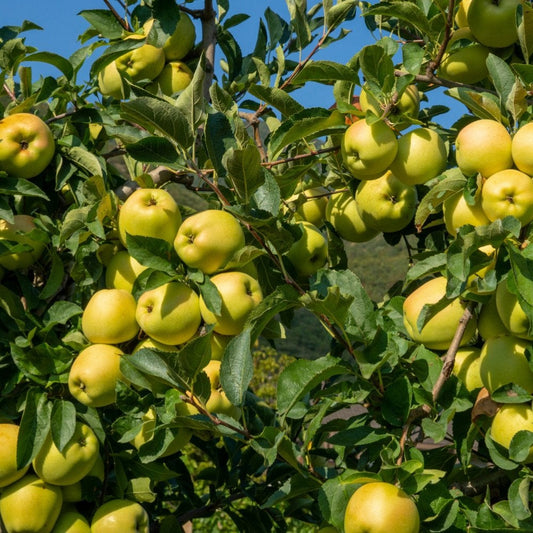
top-left (125, 137), bottom-right (180, 166)
top-left (78, 9), bottom-right (124, 39)
top-left (248, 84), bottom-right (304, 116)
top-left (125, 234), bottom-right (176, 276)
top-left (23, 52), bottom-right (74, 80)
top-left (223, 144), bottom-right (265, 203)
top-left (50, 400), bottom-right (77, 453)
top-left (0, 177), bottom-right (49, 199)
top-left (293, 60), bottom-right (358, 84)
top-left (220, 329), bottom-right (253, 406)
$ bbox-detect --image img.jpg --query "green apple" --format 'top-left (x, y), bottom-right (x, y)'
top-left (118, 187), bottom-right (182, 246)
top-left (98, 61), bottom-right (127, 100)
top-left (68, 344), bottom-right (125, 408)
top-left (481, 169), bottom-right (533, 225)
top-left (105, 250), bottom-right (148, 293)
top-left (344, 481), bottom-right (420, 533)
top-left (0, 474), bottom-right (62, 533)
top-left (496, 279), bottom-right (533, 339)
top-left (453, 346), bottom-right (483, 391)
top-left (91, 499), bottom-right (149, 533)
top-left (389, 127), bottom-right (447, 186)
top-left (478, 293), bottom-right (509, 341)
top-left (355, 170), bottom-right (417, 233)
top-left (0, 112), bottom-right (55, 179)
top-left (479, 335), bottom-right (533, 394)
top-left (325, 191), bottom-right (379, 243)
top-left (511, 121), bottom-right (533, 175)
top-left (455, 0), bottom-right (473, 27)
top-left (0, 214), bottom-right (46, 271)
top-left (174, 209), bottom-right (245, 274)
top-left (285, 221), bottom-right (328, 278)
top-left (199, 271), bottom-right (263, 335)
top-left (455, 119), bottom-right (513, 178)
top-left (115, 44), bottom-right (165, 83)
top-left (403, 276), bottom-right (477, 351)
top-left (136, 281), bottom-right (202, 345)
top-left (143, 13), bottom-right (196, 61)
top-left (491, 403), bottom-right (533, 462)
top-left (468, 0), bottom-right (521, 48)
top-left (147, 60), bottom-right (193, 96)
top-left (202, 361), bottom-right (241, 419)
top-left (32, 422), bottom-right (99, 486)
top-left (341, 118), bottom-right (398, 179)
top-left (442, 187), bottom-right (490, 236)
top-left (210, 332), bottom-right (233, 361)
top-left (0, 423), bottom-right (29, 488)
top-left (81, 288), bottom-right (139, 345)
top-left (438, 27), bottom-right (490, 84)
top-left (51, 510), bottom-right (91, 533)
top-left (62, 453), bottom-right (105, 503)
top-left (286, 186), bottom-right (329, 227)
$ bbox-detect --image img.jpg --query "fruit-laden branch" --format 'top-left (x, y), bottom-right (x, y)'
top-left (102, 0), bottom-right (131, 31)
top-left (426, 0), bottom-right (457, 76)
top-left (394, 69), bottom-right (496, 94)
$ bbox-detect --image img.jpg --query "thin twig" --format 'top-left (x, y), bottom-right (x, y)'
top-left (2, 83), bottom-right (16, 102)
top-left (102, 0), bottom-right (130, 31)
top-left (426, 0), bottom-right (456, 76)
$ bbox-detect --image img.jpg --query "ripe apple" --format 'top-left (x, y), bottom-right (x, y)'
top-left (355, 170), bottom-right (417, 233)
top-left (143, 13), bottom-right (196, 61)
top-left (118, 187), bottom-right (182, 247)
top-left (479, 335), bottom-right (533, 394)
top-left (0, 474), bottom-right (62, 533)
top-left (491, 403), bottom-right (533, 462)
top-left (455, 0), bottom-right (473, 27)
top-left (481, 169), bottom-right (533, 226)
top-left (286, 186), bottom-right (329, 227)
top-left (147, 60), bottom-right (193, 96)
top-left (442, 188), bottom-right (490, 236)
top-left (136, 281), bottom-right (202, 345)
top-left (468, 0), bottom-right (521, 48)
top-left (495, 280), bottom-right (533, 340)
top-left (105, 250), bottom-right (148, 292)
top-left (511, 122), bottom-right (533, 175)
top-left (115, 44), bottom-right (165, 84)
top-left (453, 347), bottom-right (483, 391)
top-left (285, 221), bottom-right (328, 278)
top-left (50, 510), bottom-right (91, 533)
top-left (389, 127), bottom-right (447, 186)
top-left (199, 271), bottom-right (263, 335)
top-left (62, 453), bottom-right (105, 503)
top-left (0, 423), bottom-right (29, 488)
top-left (202, 361), bottom-right (241, 419)
top-left (344, 481), bottom-right (420, 533)
top-left (403, 276), bottom-right (477, 351)
top-left (68, 344), bottom-right (125, 408)
top-left (210, 332), bottom-right (233, 361)
top-left (91, 499), bottom-right (149, 533)
top-left (478, 293), bottom-right (509, 341)
top-left (0, 214), bottom-right (46, 271)
top-left (341, 118), bottom-right (398, 179)
top-left (174, 209), bottom-right (245, 274)
top-left (0, 112), bottom-right (55, 179)
top-left (455, 120), bottom-right (513, 178)
top-left (98, 61), bottom-right (127, 100)
top-left (438, 27), bottom-right (490, 84)
top-left (325, 191), bottom-right (379, 243)
top-left (81, 288), bottom-right (139, 344)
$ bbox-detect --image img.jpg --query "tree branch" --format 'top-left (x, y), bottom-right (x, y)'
top-left (201, 0), bottom-right (217, 101)
top-left (426, 0), bottom-right (456, 76)
top-left (102, 0), bottom-right (130, 31)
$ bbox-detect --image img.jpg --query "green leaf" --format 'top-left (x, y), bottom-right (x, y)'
top-left (0, 177), bottom-right (49, 199)
top-left (248, 84), bottom-right (304, 116)
top-left (195, 275), bottom-right (222, 316)
top-left (205, 111), bottom-right (239, 177)
top-left (125, 234), bottom-right (176, 276)
top-left (445, 87), bottom-right (504, 122)
top-left (78, 9), bottom-right (124, 39)
top-left (359, 45), bottom-right (395, 95)
top-left (381, 375), bottom-right (412, 426)
top-left (485, 429), bottom-right (520, 471)
top-left (222, 144), bottom-right (265, 203)
top-left (287, 0), bottom-right (312, 50)
top-left (39, 251), bottom-right (65, 300)
top-left (42, 301), bottom-right (83, 329)
top-left (174, 54), bottom-right (206, 134)
top-left (365, 1), bottom-right (432, 36)
top-left (50, 400), bottom-right (77, 453)
top-left (23, 51), bottom-right (74, 80)
top-left (325, 0), bottom-right (358, 31)
top-left (508, 475), bottom-right (532, 521)
top-left (264, 7), bottom-right (290, 49)
top-left (65, 146), bottom-right (106, 178)
top-left (220, 329), bottom-right (253, 406)
top-left (293, 60), bottom-right (358, 84)
top-left (177, 333), bottom-right (212, 380)
top-left (253, 169), bottom-right (281, 216)
top-left (486, 53), bottom-right (517, 111)
top-left (402, 42), bottom-right (425, 75)
top-left (125, 137), bottom-right (180, 166)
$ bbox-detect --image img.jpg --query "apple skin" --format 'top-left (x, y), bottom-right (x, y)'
top-left (199, 271), bottom-right (263, 335)
top-left (147, 60), bottom-right (193, 96)
top-left (355, 170), bottom-right (417, 233)
top-left (0, 214), bottom-right (46, 271)
top-left (479, 335), bottom-right (533, 394)
top-left (442, 188), bottom-right (490, 237)
top-left (68, 344), bottom-right (125, 408)
top-left (91, 499), bottom-right (149, 533)
top-left (174, 209), bottom-right (245, 274)
top-left (341, 119), bottom-right (398, 179)
top-left (61, 453), bottom-right (105, 503)
top-left (389, 127), bottom-right (447, 186)
top-left (468, 0), bottom-right (521, 48)
top-left (511, 122), bottom-right (533, 175)
top-left (0, 424), bottom-right (29, 488)
top-left (478, 293), bottom-right (509, 341)
top-left (286, 186), bottom-right (329, 227)
top-left (403, 276), bottom-right (477, 351)
top-left (496, 280), bottom-right (533, 340)
top-left (115, 44), bottom-right (165, 83)
top-left (98, 61), bottom-right (127, 100)
top-left (50, 510), bottom-right (91, 533)
top-left (105, 250), bottom-right (148, 293)
top-left (325, 191), bottom-right (379, 243)
top-left (118, 188), bottom-right (182, 247)
top-left (344, 481), bottom-right (420, 533)
top-left (453, 347), bottom-right (483, 391)
top-left (455, 0), bottom-right (473, 27)
top-left (210, 332), bottom-right (233, 361)
top-left (0, 112), bottom-right (55, 179)
top-left (286, 221), bottom-right (328, 278)
top-left (481, 169), bottom-right (533, 226)
top-left (144, 13), bottom-right (196, 62)
top-left (0, 474), bottom-right (63, 533)
top-left (491, 403), bottom-right (533, 462)
top-left (136, 281), bottom-right (202, 345)
top-left (455, 120), bottom-right (513, 178)
top-left (202, 361), bottom-right (241, 419)
top-left (81, 288), bottom-right (139, 345)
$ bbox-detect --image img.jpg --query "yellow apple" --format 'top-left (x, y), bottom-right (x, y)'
top-left (325, 191), bottom-right (379, 243)
top-left (136, 281), bottom-right (201, 345)
top-left (481, 169), bottom-right (533, 225)
top-left (50, 510), bottom-right (91, 533)
top-left (491, 403), bottom-right (533, 462)
top-left (0, 214), bottom-right (46, 271)
top-left (202, 360), bottom-right (241, 419)
top-left (0, 474), bottom-right (62, 533)
top-left (62, 453), bottom-right (105, 503)
top-left (455, 120), bottom-right (513, 178)
top-left (442, 187), bottom-right (490, 236)
top-left (118, 187), bottom-right (182, 246)
top-left (511, 121), bottom-right (533, 175)
top-left (455, 0), bottom-right (473, 27)
top-left (147, 60), bottom-right (193, 96)
top-left (496, 279), bottom-right (533, 339)
top-left (81, 288), bottom-right (139, 344)
top-left (286, 186), bottom-right (329, 227)
top-left (199, 271), bottom-right (263, 335)
top-left (174, 209), bottom-right (245, 274)
top-left (105, 250), bottom-right (148, 292)
top-left (0, 112), bottom-right (55, 179)
top-left (91, 499), bottom-right (149, 533)
top-left (479, 335), bottom-right (533, 394)
top-left (0, 423), bottom-right (29, 488)
top-left (143, 13), bottom-right (196, 61)
top-left (453, 346), bottom-right (483, 391)
top-left (344, 481), bottom-right (420, 533)
top-left (68, 344), bottom-right (125, 408)
top-left (478, 293), bottom-right (509, 341)
top-left (285, 221), bottom-right (328, 278)
top-left (341, 118), bottom-right (398, 179)
top-left (389, 127), bottom-right (447, 186)
top-left (468, 0), bottom-right (521, 48)
top-left (403, 276), bottom-right (477, 351)
top-left (210, 332), bottom-right (233, 361)
top-left (115, 44), bottom-right (165, 83)
top-left (98, 61), bottom-right (127, 100)
top-left (355, 170), bottom-right (417, 232)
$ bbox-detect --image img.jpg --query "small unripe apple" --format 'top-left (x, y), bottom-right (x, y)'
top-left (286, 221), bottom-right (329, 278)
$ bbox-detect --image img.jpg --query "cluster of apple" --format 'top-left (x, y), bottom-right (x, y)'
top-left (0, 422), bottom-right (149, 532)
top-left (98, 12), bottom-right (196, 100)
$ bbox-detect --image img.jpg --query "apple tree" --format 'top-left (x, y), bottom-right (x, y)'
top-left (2, 0), bottom-right (533, 531)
